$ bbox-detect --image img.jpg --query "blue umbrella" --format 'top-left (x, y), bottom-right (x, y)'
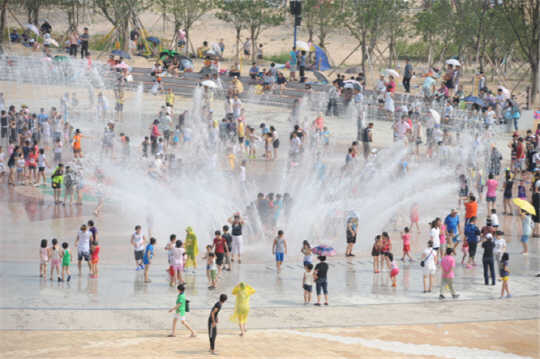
top-left (463, 96), bottom-right (486, 107)
top-left (146, 37), bottom-right (161, 44)
top-left (311, 245), bottom-right (337, 257)
top-left (111, 49), bottom-right (131, 60)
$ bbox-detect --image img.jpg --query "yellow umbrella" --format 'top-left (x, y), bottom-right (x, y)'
top-left (513, 198), bottom-right (536, 215)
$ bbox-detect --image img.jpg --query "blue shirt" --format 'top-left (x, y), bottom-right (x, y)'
top-left (464, 224), bottom-right (480, 243)
top-left (444, 214), bottom-right (460, 233)
top-left (323, 131), bottom-right (330, 143)
top-left (249, 66), bottom-right (259, 74)
top-left (273, 200), bottom-right (283, 220)
top-left (290, 51), bottom-right (297, 63)
top-left (299, 55), bottom-right (306, 67)
top-left (37, 113), bottom-right (49, 123)
top-left (143, 244), bottom-right (154, 261)
top-left (314, 162), bottom-right (326, 181)
top-left (261, 126), bottom-right (269, 135)
top-left (423, 77), bottom-right (436, 90)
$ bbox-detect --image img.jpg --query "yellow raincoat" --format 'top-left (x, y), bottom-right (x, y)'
top-left (229, 282), bottom-right (255, 324)
top-left (184, 226), bottom-right (199, 269)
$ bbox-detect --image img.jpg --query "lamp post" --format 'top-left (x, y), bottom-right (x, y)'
top-left (290, 0), bottom-right (302, 47)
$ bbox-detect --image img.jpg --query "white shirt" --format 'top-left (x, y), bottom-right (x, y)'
top-left (491, 214), bottom-right (499, 227)
top-left (485, 111), bottom-right (496, 124)
top-left (291, 137), bottom-right (301, 153)
top-left (38, 153), bottom-right (45, 167)
top-left (77, 230), bottom-right (92, 251)
top-left (493, 237), bottom-right (506, 254)
top-left (132, 231), bottom-right (145, 251)
top-left (239, 166), bottom-right (246, 182)
top-left (422, 248), bottom-right (436, 267)
top-left (430, 227), bottom-right (440, 248)
top-left (183, 128), bottom-right (193, 138)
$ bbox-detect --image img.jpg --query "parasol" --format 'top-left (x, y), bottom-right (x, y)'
top-left (513, 198), bottom-right (536, 215)
top-left (386, 69), bottom-right (400, 78)
top-left (311, 245), bottom-right (337, 257)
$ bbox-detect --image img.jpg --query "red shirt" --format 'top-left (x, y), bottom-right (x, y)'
top-left (464, 201), bottom-right (478, 219)
top-left (516, 143), bottom-right (525, 159)
top-left (28, 153), bottom-right (37, 166)
top-left (91, 246), bottom-right (100, 260)
top-left (213, 237), bottom-right (226, 253)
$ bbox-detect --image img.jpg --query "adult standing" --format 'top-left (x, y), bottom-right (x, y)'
top-left (403, 58), bottom-right (413, 93)
top-left (184, 226), bottom-right (199, 273)
top-left (444, 208), bottom-right (461, 238)
top-left (228, 213), bottom-right (245, 263)
top-left (464, 216), bottom-right (481, 268)
top-left (520, 210), bottom-right (531, 255)
top-left (314, 255), bottom-right (329, 306)
top-left (439, 248), bottom-right (459, 299)
top-left (79, 28), bottom-right (90, 58)
top-left (230, 282), bottom-right (255, 336)
top-left (75, 224), bottom-right (92, 276)
top-left (345, 211), bottom-right (358, 257)
top-left (208, 294), bottom-right (228, 355)
top-left (289, 46), bottom-right (297, 81)
top-left (40, 19), bottom-right (52, 34)
top-left (430, 218), bottom-right (442, 260)
top-left (421, 240), bottom-right (437, 293)
top-left (361, 123), bottom-right (373, 160)
top-left (326, 81), bottom-right (339, 117)
top-left (481, 233), bottom-right (496, 285)
top-left (298, 51), bottom-right (306, 80)
top-left (88, 220), bottom-right (98, 243)
top-left (270, 126), bottom-right (279, 159)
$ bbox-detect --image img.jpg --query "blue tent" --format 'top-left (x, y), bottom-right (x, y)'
top-left (313, 44), bottom-right (331, 71)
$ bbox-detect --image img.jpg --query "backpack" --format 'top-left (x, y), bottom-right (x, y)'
top-left (185, 299), bottom-right (190, 312)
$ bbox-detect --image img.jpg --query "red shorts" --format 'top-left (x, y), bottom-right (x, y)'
top-left (403, 244), bottom-right (411, 253)
top-left (390, 268), bottom-right (399, 277)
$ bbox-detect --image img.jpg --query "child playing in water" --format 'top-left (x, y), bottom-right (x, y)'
top-left (61, 242), bottom-right (72, 282)
top-left (448, 230), bottom-right (458, 255)
top-left (39, 239), bottom-right (49, 278)
top-left (517, 179), bottom-right (527, 200)
top-left (302, 263), bottom-right (315, 305)
top-left (143, 237), bottom-right (156, 283)
top-left (50, 238), bottom-right (61, 281)
top-left (400, 227), bottom-right (413, 261)
top-left (201, 245), bottom-right (213, 285)
top-left (90, 240), bottom-right (100, 278)
top-left (461, 239), bottom-right (469, 264)
top-left (140, 136), bottom-right (150, 160)
top-left (372, 235), bottom-right (382, 273)
top-left (389, 253), bottom-right (399, 287)
top-left (381, 232), bottom-right (392, 273)
top-left (301, 240), bottom-right (313, 267)
top-left (409, 203), bottom-right (420, 233)
top-left (208, 252), bottom-right (217, 290)
top-left (37, 148), bottom-right (51, 186)
top-left (272, 230), bottom-right (287, 274)
top-left (499, 253), bottom-right (512, 299)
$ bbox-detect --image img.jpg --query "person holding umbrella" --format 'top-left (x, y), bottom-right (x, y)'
top-left (518, 207), bottom-right (532, 255)
top-left (229, 282), bottom-right (255, 336)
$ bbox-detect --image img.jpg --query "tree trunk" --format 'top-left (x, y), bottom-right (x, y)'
top-left (185, 28), bottom-right (190, 55)
top-left (235, 31), bottom-right (240, 61)
top-left (0, 0), bottom-right (8, 45)
top-left (122, 18), bottom-right (130, 53)
top-left (531, 62), bottom-right (538, 105)
top-left (388, 37), bottom-right (394, 69)
top-left (361, 34), bottom-right (367, 75)
top-left (427, 39), bottom-right (433, 68)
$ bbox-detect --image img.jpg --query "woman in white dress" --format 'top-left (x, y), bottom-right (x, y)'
top-left (384, 85), bottom-right (395, 121)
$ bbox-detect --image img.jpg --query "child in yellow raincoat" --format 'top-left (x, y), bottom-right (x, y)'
top-left (184, 226), bottom-right (199, 272)
top-left (230, 282), bottom-right (255, 336)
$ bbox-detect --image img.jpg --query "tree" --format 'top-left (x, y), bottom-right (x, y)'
top-left (238, 0), bottom-right (283, 62)
top-left (93, 0), bottom-right (144, 52)
top-left (0, 0), bottom-right (9, 44)
top-left (498, 0), bottom-right (540, 105)
top-left (343, 0), bottom-right (391, 74)
top-left (301, 0), bottom-right (341, 47)
top-left (24, 0), bottom-right (50, 26)
top-left (59, 0), bottom-right (84, 31)
top-left (169, 0), bottom-right (215, 54)
top-left (381, 0), bottom-right (409, 68)
top-left (215, 0), bottom-right (247, 59)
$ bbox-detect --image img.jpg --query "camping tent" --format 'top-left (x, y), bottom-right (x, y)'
top-left (313, 44), bottom-right (331, 71)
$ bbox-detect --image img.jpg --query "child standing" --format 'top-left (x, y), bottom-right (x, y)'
top-left (37, 148), bottom-right (51, 186)
top-left (272, 230), bottom-right (287, 274)
top-left (16, 153), bottom-right (25, 185)
top-left (301, 240), bottom-right (312, 268)
top-left (201, 245), bottom-right (213, 285)
top-left (168, 284), bottom-right (196, 338)
top-left (131, 225), bottom-right (147, 270)
top-left (51, 164), bottom-right (64, 204)
top-left (208, 252), bottom-right (217, 290)
top-left (90, 240), bottom-right (100, 278)
top-left (409, 203), bottom-right (420, 233)
top-left (389, 253), bottom-right (399, 287)
top-left (491, 209), bottom-right (500, 229)
top-left (61, 242), bottom-right (72, 282)
top-left (372, 235), bottom-right (382, 273)
top-left (28, 147), bottom-right (38, 185)
top-left (302, 263), bottom-right (315, 305)
top-left (141, 136), bottom-right (150, 160)
top-left (50, 238), bottom-right (61, 281)
top-left (400, 227), bottom-right (413, 261)
top-left (322, 127), bottom-right (333, 154)
top-left (499, 253), bottom-right (512, 299)
top-left (381, 232), bottom-right (392, 272)
top-left (54, 138), bottom-right (62, 163)
top-left (461, 238), bottom-right (469, 264)
top-left (39, 239), bottom-right (49, 278)
top-left (143, 237), bottom-right (156, 283)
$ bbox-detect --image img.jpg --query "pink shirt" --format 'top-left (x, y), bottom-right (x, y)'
top-left (486, 179), bottom-right (498, 197)
top-left (315, 117), bottom-right (324, 130)
top-left (402, 234), bottom-right (410, 245)
top-left (441, 255), bottom-right (455, 278)
top-left (439, 224), bottom-right (446, 244)
top-left (395, 121), bottom-right (410, 137)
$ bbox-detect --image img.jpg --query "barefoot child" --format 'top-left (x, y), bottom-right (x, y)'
top-left (208, 252), bottom-right (217, 290)
top-left (168, 284), bottom-right (196, 338)
top-left (461, 239), bottom-right (469, 264)
top-left (37, 149), bottom-right (51, 186)
top-left (400, 227), bottom-right (413, 261)
top-left (389, 253), bottom-right (399, 287)
top-left (144, 237), bottom-right (156, 283)
top-left (372, 235), bottom-right (382, 273)
top-left (302, 263), bottom-right (315, 305)
top-left (50, 239), bottom-right (61, 281)
top-left (90, 241), bottom-right (100, 278)
top-left (39, 239), bottom-right (49, 278)
top-left (499, 253), bottom-right (512, 299)
top-left (61, 242), bottom-right (72, 282)
top-left (272, 230), bottom-right (287, 274)
top-left (201, 245), bottom-right (213, 285)
top-left (409, 203), bottom-right (421, 233)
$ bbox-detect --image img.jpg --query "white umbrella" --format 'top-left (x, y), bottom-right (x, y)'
top-left (48, 39), bottom-right (59, 47)
top-left (446, 59), bottom-right (461, 66)
top-left (296, 41), bottom-right (310, 52)
top-left (498, 86), bottom-right (510, 99)
top-left (386, 69), bottom-right (400, 78)
top-left (429, 109), bottom-right (441, 124)
top-left (344, 83), bottom-right (354, 89)
top-left (201, 80), bottom-right (218, 89)
top-left (25, 23), bottom-right (40, 36)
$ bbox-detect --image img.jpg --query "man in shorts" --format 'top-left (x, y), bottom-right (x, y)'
top-left (289, 46), bottom-right (297, 81)
top-left (361, 122), bottom-right (373, 160)
top-left (75, 224), bottom-right (92, 276)
top-left (131, 225), bottom-right (147, 270)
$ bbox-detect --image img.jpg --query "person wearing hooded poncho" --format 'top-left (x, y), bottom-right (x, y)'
top-left (229, 282), bottom-right (255, 336)
top-left (184, 226), bottom-right (199, 272)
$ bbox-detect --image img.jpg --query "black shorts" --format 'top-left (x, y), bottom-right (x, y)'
top-left (115, 103), bottom-right (123, 111)
top-left (52, 182), bottom-right (61, 189)
top-left (238, 136), bottom-right (244, 144)
top-left (166, 103), bottom-right (173, 108)
top-left (346, 232), bottom-right (356, 244)
top-left (164, 129), bottom-right (171, 140)
top-left (215, 252), bottom-right (224, 265)
top-left (39, 166), bottom-right (45, 172)
top-left (244, 50), bottom-right (250, 56)
top-left (257, 55), bottom-right (263, 59)
top-left (383, 251), bottom-right (390, 257)
top-left (78, 250), bottom-right (90, 261)
top-left (29, 165), bottom-right (36, 170)
top-left (134, 250), bottom-right (144, 260)
top-left (1, 128), bottom-right (7, 138)
top-left (273, 139), bottom-right (280, 149)
top-left (372, 250), bottom-right (381, 256)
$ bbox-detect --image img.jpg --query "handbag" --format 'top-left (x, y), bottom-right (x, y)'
top-left (420, 249), bottom-right (433, 267)
top-left (185, 299), bottom-right (190, 312)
